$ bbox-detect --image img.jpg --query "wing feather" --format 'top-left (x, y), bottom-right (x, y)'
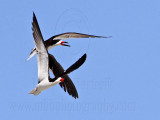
top-left (32, 12), bottom-right (49, 83)
top-left (49, 32), bottom-right (110, 40)
top-left (49, 54), bottom-right (78, 99)
top-left (49, 53), bottom-right (86, 98)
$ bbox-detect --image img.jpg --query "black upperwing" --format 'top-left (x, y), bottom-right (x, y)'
top-left (49, 53), bottom-right (87, 99)
top-left (62, 54), bottom-right (87, 75)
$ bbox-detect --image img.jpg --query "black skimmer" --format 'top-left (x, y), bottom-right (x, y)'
top-left (29, 12), bottom-right (86, 96)
top-left (26, 14), bottom-right (111, 61)
top-left (49, 53), bottom-right (79, 98)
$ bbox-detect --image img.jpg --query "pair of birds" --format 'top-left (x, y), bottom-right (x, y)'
top-left (28, 12), bottom-right (110, 99)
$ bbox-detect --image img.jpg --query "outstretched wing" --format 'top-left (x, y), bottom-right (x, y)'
top-left (49, 54), bottom-right (86, 98)
top-left (49, 54), bottom-right (79, 99)
top-left (32, 12), bottom-right (49, 83)
top-left (62, 54), bottom-right (87, 75)
top-left (49, 32), bottom-right (111, 40)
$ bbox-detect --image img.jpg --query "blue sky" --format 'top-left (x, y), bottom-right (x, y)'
top-left (0, 0), bottom-right (160, 119)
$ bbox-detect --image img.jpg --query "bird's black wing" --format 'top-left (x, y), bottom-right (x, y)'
top-left (62, 54), bottom-right (87, 75)
top-left (49, 54), bottom-right (79, 99)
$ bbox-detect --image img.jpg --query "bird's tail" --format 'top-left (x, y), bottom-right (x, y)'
top-left (29, 88), bottom-right (40, 96)
top-left (26, 48), bottom-right (36, 61)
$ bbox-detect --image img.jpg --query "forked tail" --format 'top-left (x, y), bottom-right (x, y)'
top-left (29, 88), bottom-right (40, 96)
top-left (26, 48), bottom-right (37, 61)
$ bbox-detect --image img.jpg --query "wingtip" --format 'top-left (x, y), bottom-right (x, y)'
top-left (82, 53), bottom-right (87, 60)
top-left (106, 36), bottom-right (112, 38)
top-left (101, 36), bottom-right (112, 38)
top-left (32, 12), bottom-right (37, 21)
top-left (72, 94), bottom-right (79, 99)
top-left (78, 53), bottom-right (87, 67)
top-left (33, 11), bottom-right (35, 16)
top-left (74, 96), bottom-right (78, 99)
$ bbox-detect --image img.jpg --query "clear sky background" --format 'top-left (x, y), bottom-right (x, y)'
top-left (0, 0), bottom-right (160, 120)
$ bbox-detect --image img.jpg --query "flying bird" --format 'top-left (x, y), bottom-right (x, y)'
top-left (49, 53), bottom-right (79, 98)
top-left (29, 12), bottom-right (86, 96)
top-left (26, 14), bottom-right (111, 61)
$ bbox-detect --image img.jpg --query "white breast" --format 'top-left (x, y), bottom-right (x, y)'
top-left (36, 78), bottom-right (62, 93)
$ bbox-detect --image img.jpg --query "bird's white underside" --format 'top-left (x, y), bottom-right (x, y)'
top-left (29, 77), bottom-right (62, 95)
